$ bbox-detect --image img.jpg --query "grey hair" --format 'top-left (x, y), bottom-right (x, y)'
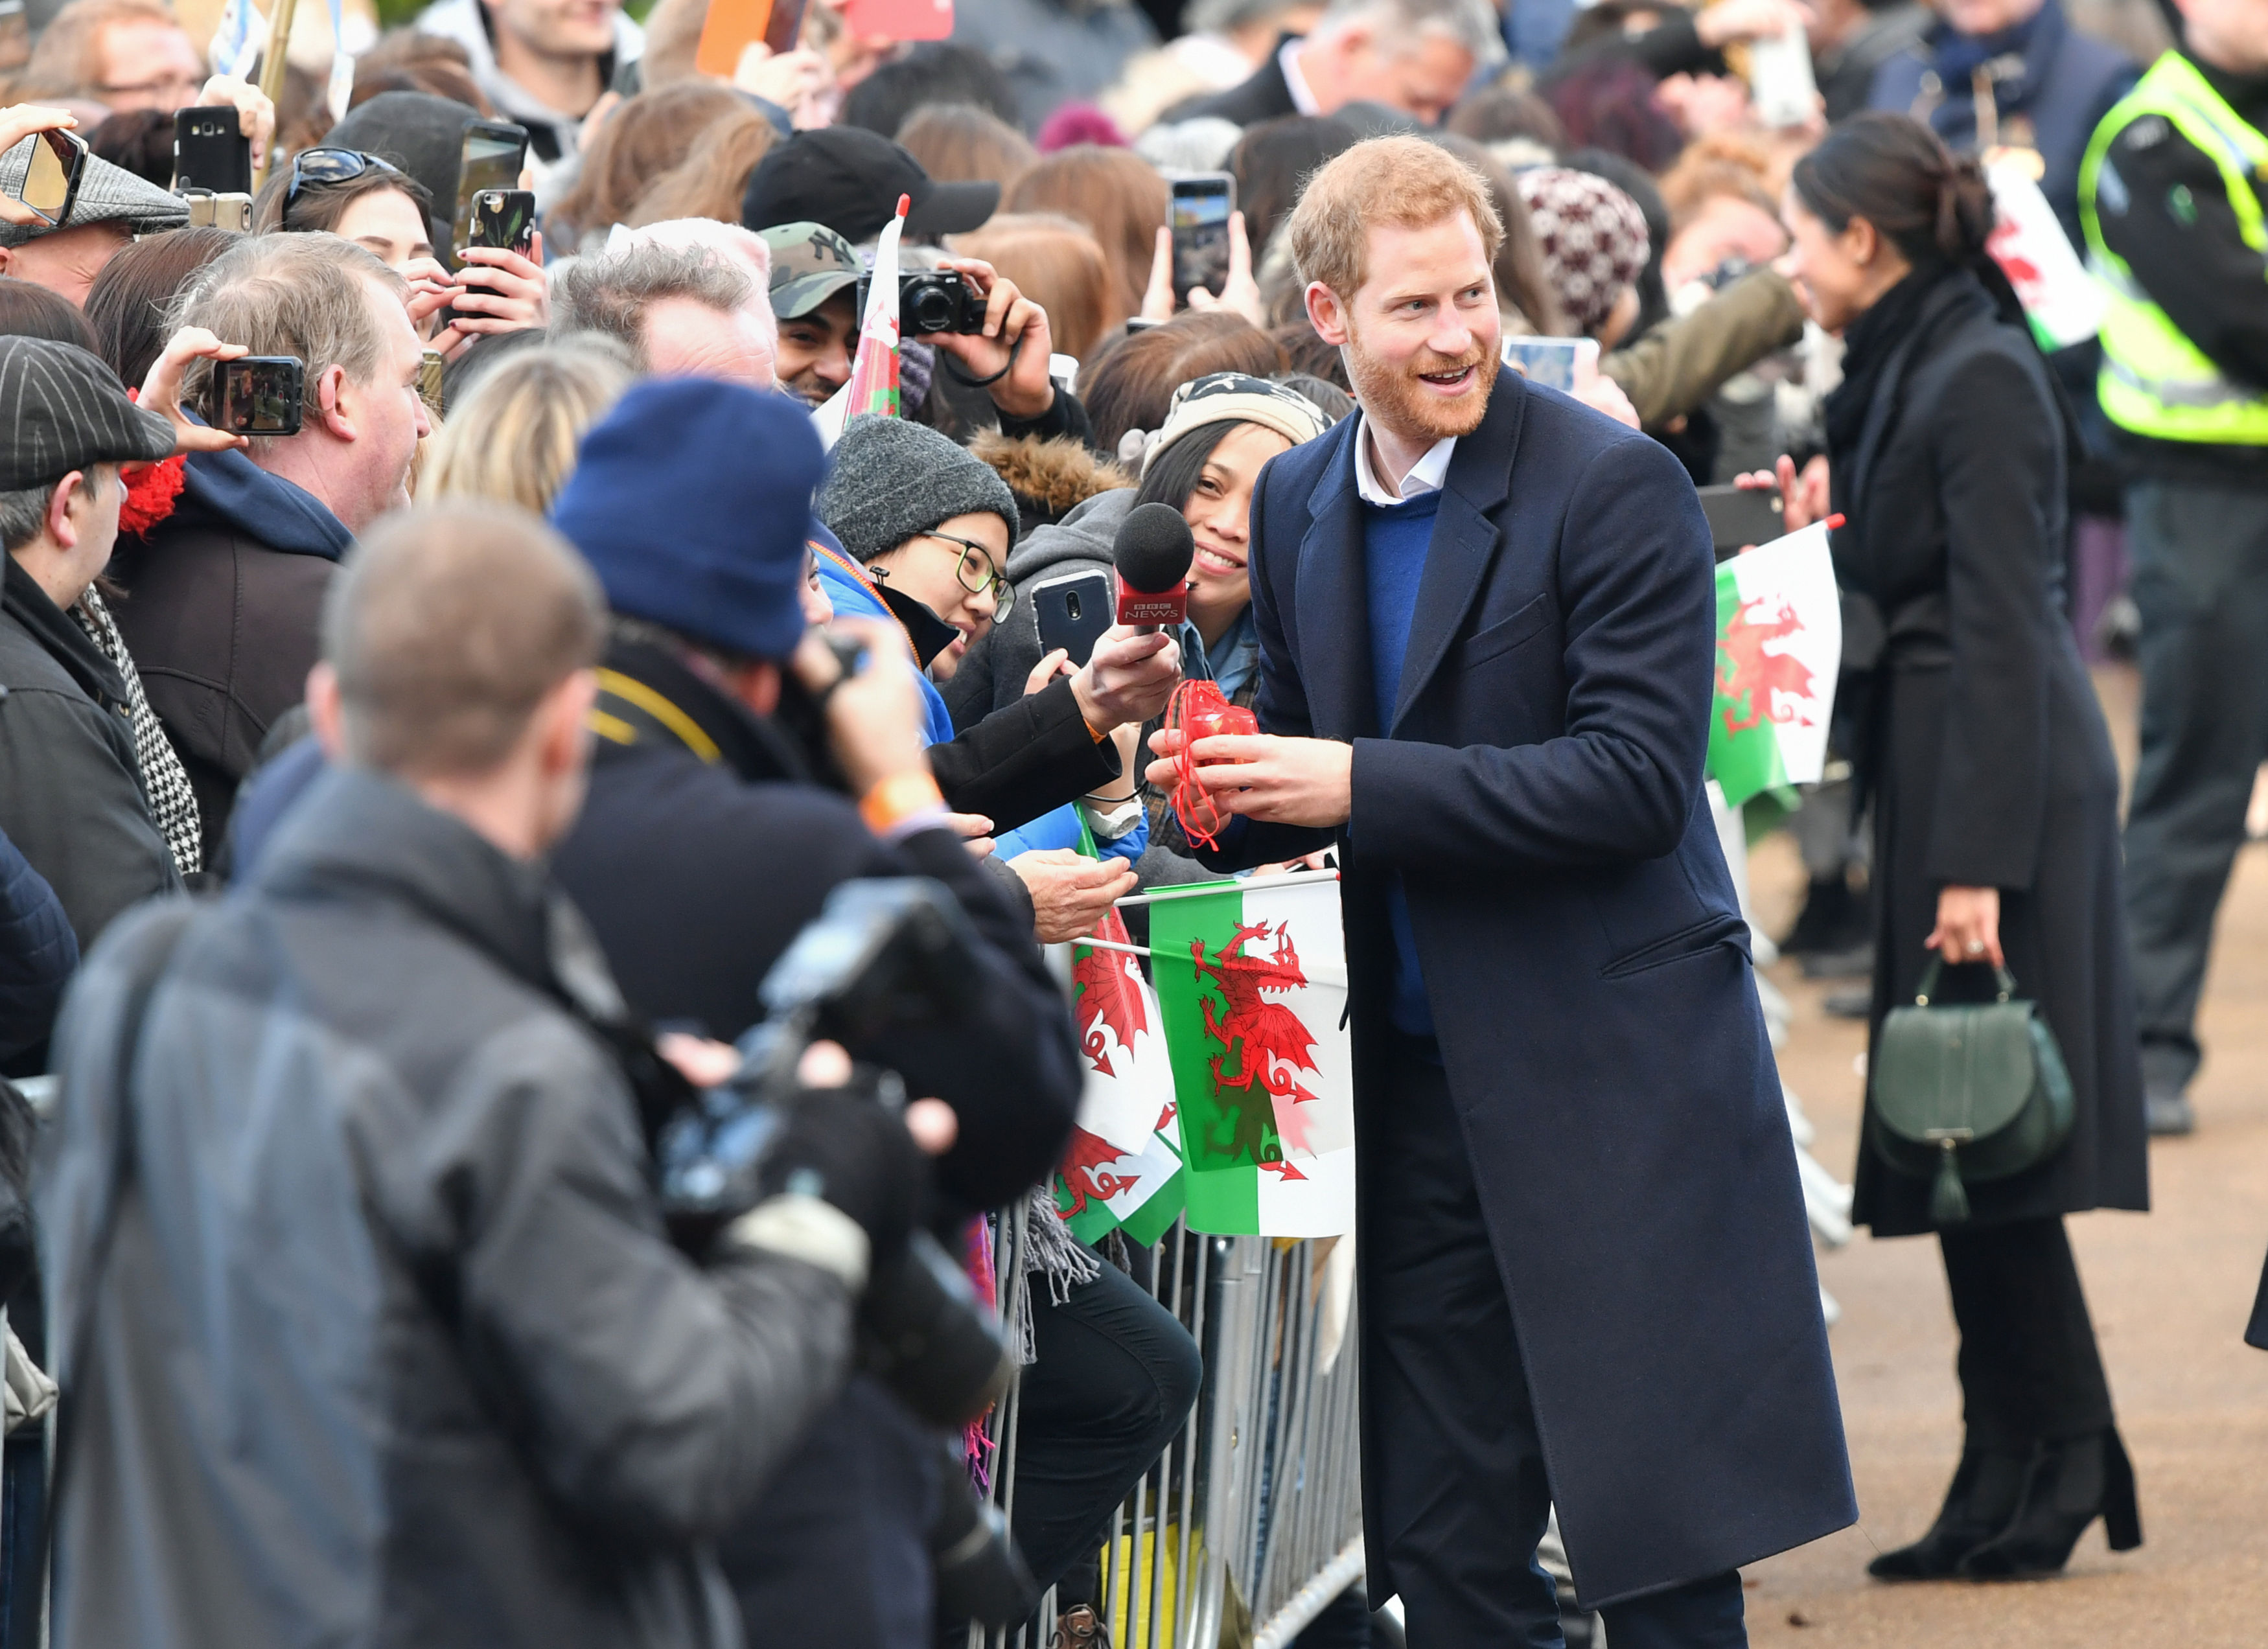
top-left (549, 244), bottom-right (757, 373)
top-left (0, 465), bottom-right (114, 553)
top-left (168, 234), bottom-right (408, 438)
top-left (1315, 0), bottom-right (1504, 61)
top-left (1184, 0), bottom-right (1305, 35)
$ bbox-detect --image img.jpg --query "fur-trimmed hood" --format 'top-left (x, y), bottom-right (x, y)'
top-left (969, 431), bottom-right (1132, 536)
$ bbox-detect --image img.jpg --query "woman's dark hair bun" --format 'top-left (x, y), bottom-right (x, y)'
top-left (1935, 155), bottom-right (1995, 262)
top-left (1792, 111), bottom-right (1998, 270)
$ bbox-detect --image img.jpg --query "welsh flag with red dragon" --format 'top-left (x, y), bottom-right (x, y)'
top-left (1052, 905), bottom-right (1186, 1247)
top-left (1145, 875), bottom-right (1354, 1237)
top-left (1708, 521), bottom-right (1842, 807)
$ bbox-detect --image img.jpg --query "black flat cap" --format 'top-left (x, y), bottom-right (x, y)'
top-left (741, 126), bottom-right (998, 245)
top-left (0, 338), bottom-right (174, 491)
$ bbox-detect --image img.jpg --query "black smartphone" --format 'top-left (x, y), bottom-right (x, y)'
top-left (1032, 569), bottom-right (1114, 670)
top-left (468, 187), bottom-right (536, 257)
top-left (450, 119), bottom-right (529, 262)
top-left (1696, 483), bottom-right (1786, 558)
top-left (172, 106), bottom-right (251, 196)
top-left (1170, 173), bottom-right (1234, 300)
top-left (217, 356), bottom-right (305, 437)
top-left (3, 126), bottom-right (86, 228)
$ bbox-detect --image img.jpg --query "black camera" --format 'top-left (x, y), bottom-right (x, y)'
top-left (655, 878), bottom-right (1013, 1427)
top-left (855, 270), bottom-right (986, 335)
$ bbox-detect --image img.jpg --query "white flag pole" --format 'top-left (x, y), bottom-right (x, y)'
top-left (1111, 868), bottom-right (1341, 910)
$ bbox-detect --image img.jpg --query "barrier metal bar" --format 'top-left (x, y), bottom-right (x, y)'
top-left (969, 1216), bottom-right (1365, 1649)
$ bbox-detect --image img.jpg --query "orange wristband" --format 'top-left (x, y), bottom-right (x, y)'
top-left (859, 770), bottom-right (946, 834)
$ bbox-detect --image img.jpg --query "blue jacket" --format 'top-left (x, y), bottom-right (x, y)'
top-left (1869, 0), bottom-right (2138, 248)
top-left (1204, 372), bottom-right (1854, 1607)
top-left (0, 825), bottom-right (75, 1068)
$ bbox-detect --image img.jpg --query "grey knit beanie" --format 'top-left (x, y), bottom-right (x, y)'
top-left (818, 415), bottom-right (1021, 563)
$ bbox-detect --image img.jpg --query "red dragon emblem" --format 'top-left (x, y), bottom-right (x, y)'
top-left (1071, 914), bottom-right (1150, 1077)
top-left (1715, 596), bottom-right (1817, 737)
top-left (1190, 920), bottom-right (1325, 1125)
top-left (1056, 1125), bottom-right (1140, 1218)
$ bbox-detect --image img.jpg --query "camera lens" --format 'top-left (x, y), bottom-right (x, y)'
top-left (908, 285), bottom-right (953, 333)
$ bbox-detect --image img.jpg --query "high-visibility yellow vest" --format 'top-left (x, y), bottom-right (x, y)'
top-left (2078, 51), bottom-right (2268, 444)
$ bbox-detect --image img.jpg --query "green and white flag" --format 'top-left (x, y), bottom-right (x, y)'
top-left (1709, 521), bottom-right (1842, 808)
top-left (1052, 911), bottom-right (1187, 1246)
top-left (1146, 875), bottom-right (1355, 1238)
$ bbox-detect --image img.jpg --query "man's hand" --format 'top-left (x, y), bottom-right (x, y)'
top-left (1145, 728), bottom-right (1352, 829)
top-left (931, 257), bottom-right (1058, 422)
top-left (1575, 374), bottom-right (1641, 430)
top-left (791, 618), bottom-right (930, 796)
top-left (195, 75), bottom-right (275, 172)
top-left (1008, 848), bottom-right (1139, 943)
top-left (138, 327), bottom-right (249, 454)
top-left (1069, 626), bottom-right (1181, 732)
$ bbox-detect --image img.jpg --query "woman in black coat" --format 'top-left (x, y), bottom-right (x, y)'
top-left (1760, 113), bottom-right (2149, 1582)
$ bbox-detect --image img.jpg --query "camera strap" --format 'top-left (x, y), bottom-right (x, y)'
top-left (938, 333), bottom-right (1024, 391)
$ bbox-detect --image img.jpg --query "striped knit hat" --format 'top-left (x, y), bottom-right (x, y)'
top-left (1136, 373), bottom-right (1330, 478)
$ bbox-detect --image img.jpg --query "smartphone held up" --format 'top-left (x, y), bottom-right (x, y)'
top-left (218, 357), bottom-right (306, 439)
top-left (1, 124), bottom-right (86, 228)
top-left (450, 119), bottom-right (529, 264)
top-left (1168, 173), bottom-right (1234, 301)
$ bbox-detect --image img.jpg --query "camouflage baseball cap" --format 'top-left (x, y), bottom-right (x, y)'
top-left (758, 221), bottom-right (862, 320)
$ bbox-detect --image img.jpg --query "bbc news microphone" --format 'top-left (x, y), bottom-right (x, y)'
top-left (1113, 502), bottom-right (1195, 634)
top-left (1050, 502), bottom-right (1192, 735)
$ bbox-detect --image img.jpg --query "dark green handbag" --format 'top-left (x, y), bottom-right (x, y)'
top-left (1868, 961), bottom-right (2075, 1224)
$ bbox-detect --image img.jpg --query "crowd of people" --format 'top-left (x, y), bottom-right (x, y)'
top-left (0, 0), bottom-right (2258, 1639)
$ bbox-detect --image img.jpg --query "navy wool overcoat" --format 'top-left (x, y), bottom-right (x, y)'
top-left (1205, 369), bottom-right (1857, 1606)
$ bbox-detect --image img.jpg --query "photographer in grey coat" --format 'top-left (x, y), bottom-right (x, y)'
top-left (40, 502), bottom-right (931, 1649)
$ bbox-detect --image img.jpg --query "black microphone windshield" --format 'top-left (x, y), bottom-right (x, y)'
top-left (1113, 502), bottom-right (1196, 592)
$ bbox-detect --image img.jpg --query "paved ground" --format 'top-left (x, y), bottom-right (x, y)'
top-left (1741, 667), bottom-right (2268, 1648)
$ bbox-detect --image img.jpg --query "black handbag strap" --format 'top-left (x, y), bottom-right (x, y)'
top-left (1913, 958), bottom-right (2017, 1006)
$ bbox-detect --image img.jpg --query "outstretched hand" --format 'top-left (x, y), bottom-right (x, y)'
top-left (138, 327), bottom-right (250, 454)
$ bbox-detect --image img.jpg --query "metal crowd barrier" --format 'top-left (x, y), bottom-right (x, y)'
top-left (971, 1205), bottom-right (1367, 1649)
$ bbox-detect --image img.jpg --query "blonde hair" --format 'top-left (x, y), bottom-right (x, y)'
top-left (950, 213), bottom-right (1118, 362)
top-left (1285, 135), bottom-right (1504, 303)
top-left (419, 340), bottom-right (634, 514)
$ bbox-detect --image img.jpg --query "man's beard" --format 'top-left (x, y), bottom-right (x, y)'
top-left (1343, 325), bottom-right (1499, 444)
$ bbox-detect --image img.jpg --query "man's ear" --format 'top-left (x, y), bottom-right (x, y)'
top-left (539, 669), bottom-right (599, 779)
top-left (307, 660), bottom-right (348, 760)
top-left (43, 471), bottom-right (84, 550)
top-left (315, 363), bottom-right (356, 441)
top-left (1305, 281), bottom-right (1350, 347)
top-left (0, 248), bottom-right (15, 279)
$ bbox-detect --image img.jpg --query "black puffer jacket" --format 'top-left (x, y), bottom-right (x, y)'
top-left (41, 767), bottom-right (857, 1649)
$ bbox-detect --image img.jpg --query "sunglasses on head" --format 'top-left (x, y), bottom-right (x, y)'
top-left (284, 148), bottom-right (403, 214)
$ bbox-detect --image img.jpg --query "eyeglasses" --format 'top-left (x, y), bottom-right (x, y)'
top-left (97, 73), bottom-right (204, 106)
top-left (921, 531), bottom-right (1013, 614)
top-left (285, 147), bottom-right (402, 214)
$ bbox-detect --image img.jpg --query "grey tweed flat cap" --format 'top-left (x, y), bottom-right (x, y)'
top-left (0, 140), bottom-right (190, 249)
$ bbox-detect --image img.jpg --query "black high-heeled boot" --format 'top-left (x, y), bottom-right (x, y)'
top-left (1867, 1449), bottom-right (2030, 1580)
top-left (1957, 1428), bottom-right (2142, 1580)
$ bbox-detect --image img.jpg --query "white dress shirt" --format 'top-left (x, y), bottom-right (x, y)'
top-left (1353, 417), bottom-right (1457, 507)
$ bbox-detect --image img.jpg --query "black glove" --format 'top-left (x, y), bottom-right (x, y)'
top-left (752, 1078), bottom-right (925, 1267)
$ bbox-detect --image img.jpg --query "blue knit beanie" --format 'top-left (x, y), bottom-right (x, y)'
top-left (551, 378), bottom-right (826, 662)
